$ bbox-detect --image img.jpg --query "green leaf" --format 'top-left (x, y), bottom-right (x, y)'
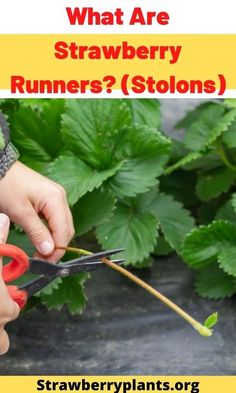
top-left (183, 152), bottom-right (222, 171)
top-left (195, 264), bottom-right (235, 299)
top-left (19, 159), bottom-right (49, 175)
top-left (62, 99), bottom-right (132, 169)
top-left (96, 204), bottom-right (158, 264)
top-left (218, 246), bottom-right (236, 277)
top-left (216, 201), bottom-right (236, 226)
top-left (154, 194), bottom-right (194, 252)
top-left (125, 99), bottom-right (160, 129)
top-left (222, 121), bottom-right (236, 148)
top-left (42, 100), bottom-right (65, 148)
top-left (206, 109), bottom-right (236, 148)
top-left (10, 101), bottom-right (64, 162)
top-left (8, 228), bottom-right (35, 255)
top-left (0, 99), bottom-right (7, 105)
top-left (176, 102), bottom-right (236, 154)
top-left (196, 167), bottom-right (236, 201)
top-left (224, 99), bottom-right (236, 109)
top-left (108, 125), bottom-right (170, 198)
top-left (19, 99), bottom-right (56, 112)
top-left (204, 312), bottom-right (218, 329)
top-left (168, 138), bottom-right (188, 162)
top-left (182, 221), bottom-right (236, 269)
top-left (153, 236), bottom-right (173, 256)
top-left (175, 102), bottom-right (215, 130)
top-left (109, 158), bottom-right (163, 198)
top-left (138, 188), bottom-right (194, 252)
top-left (62, 100), bottom-right (170, 199)
top-left (166, 149), bottom-right (224, 174)
top-left (182, 104), bottom-right (226, 151)
top-left (41, 273), bottom-right (89, 315)
top-left (73, 188), bottom-right (116, 236)
top-left (48, 155), bottom-right (121, 205)
top-left (165, 151), bottom-right (202, 174)
top-left (38, 278), bottom-right (62, 296)
top-left (123, 125), bottom-right (170, 160)
top-left (0, 100), bottom-right (19, 118)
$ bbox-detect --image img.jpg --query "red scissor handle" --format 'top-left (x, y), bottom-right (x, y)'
top-left (7, 285), bottom-right (28, 309)
top-left (0, 244), bottom-right (29, 282)
top-left (0, 244), bottom-right (29, 309)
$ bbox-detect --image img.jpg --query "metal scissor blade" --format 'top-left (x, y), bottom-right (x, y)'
top-left (28, 258), bottom-right (60, 275)
top-left (28, 249), bottom-right (125, 274)
top-left (19, 275), bottom-right (56, 297)
top-left (58, 259), bottom-right (124, 275)
top-left (60, 248), bottom-right (125, 267)
top-left (20, 259), bottom-right (124, 297)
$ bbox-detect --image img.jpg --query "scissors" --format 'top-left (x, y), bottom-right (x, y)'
top-left (0, 244), bottom-right (124, 310)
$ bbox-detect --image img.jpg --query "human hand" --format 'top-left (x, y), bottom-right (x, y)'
top-left (0, 161), bottom-right (74, 262)
top-left (0, 214), bottom-right (20, 355)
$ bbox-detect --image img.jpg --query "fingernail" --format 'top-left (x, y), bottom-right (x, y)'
top-left (38, 240), bottom-right (54, 255)
top-left (0, 214), bottom-right (9, 229)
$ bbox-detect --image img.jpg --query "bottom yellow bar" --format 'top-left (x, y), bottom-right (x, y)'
top-left (0, 376), bottom-right (235, 393)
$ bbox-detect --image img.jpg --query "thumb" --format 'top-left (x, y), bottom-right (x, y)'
top-left (19, 204), bottom-right (54, 257)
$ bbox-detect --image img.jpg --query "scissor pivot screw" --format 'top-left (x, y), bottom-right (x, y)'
top-left (59, 268), bottom-right (70, 278)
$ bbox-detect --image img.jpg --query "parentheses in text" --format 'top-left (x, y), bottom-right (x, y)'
top-left (121, 74), bottom-right (129, 96)
top-left (218, 74), bottom-right (226, 96)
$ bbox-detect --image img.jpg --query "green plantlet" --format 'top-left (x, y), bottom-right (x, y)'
top-left (204, 312), bottom-right (218, 329)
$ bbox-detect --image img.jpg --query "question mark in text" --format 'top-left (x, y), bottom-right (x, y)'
top-left (103, 75), bottom-right (116, 93)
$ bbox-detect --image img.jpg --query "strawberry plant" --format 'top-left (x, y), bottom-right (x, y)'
top-left (164, 99), bottom-right (236, 300)
top-left (0, 98), bottom-right (235, 316)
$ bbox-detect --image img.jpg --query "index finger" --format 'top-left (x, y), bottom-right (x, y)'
top-left (41, 194), bottom-right (74, 262)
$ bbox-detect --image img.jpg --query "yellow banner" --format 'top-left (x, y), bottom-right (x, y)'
top-left (0, 376), bottom-right (235, 393)
top-left (0, 34), bottom-right (235, 94)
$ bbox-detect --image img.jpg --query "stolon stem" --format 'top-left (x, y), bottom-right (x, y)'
top-left (58, 246), bottom-right (213, 337)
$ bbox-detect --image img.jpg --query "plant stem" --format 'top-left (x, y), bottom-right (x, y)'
top-left (58, 246), bottom-right (213, 337)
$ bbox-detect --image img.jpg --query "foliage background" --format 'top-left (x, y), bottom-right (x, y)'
top-left (1, 98), bottom-right (236, 313)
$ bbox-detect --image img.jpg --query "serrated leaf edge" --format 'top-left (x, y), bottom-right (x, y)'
top-left (181, 220), bottom-right (236, 268)
top-left (182, 220), bottom-right (235, 248)
top-left (206, 109), bottom-right (236, 147)
top-left (196, 171), bottom-right (236, 202)
top-left (165, 151), bottom-right (202, 174)
top-left (96, 212), bottom-right (159, 264)
top-left (155, 192), bottom-right (195, 251)
top-left (218, 249), bottom-right (236, 278)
